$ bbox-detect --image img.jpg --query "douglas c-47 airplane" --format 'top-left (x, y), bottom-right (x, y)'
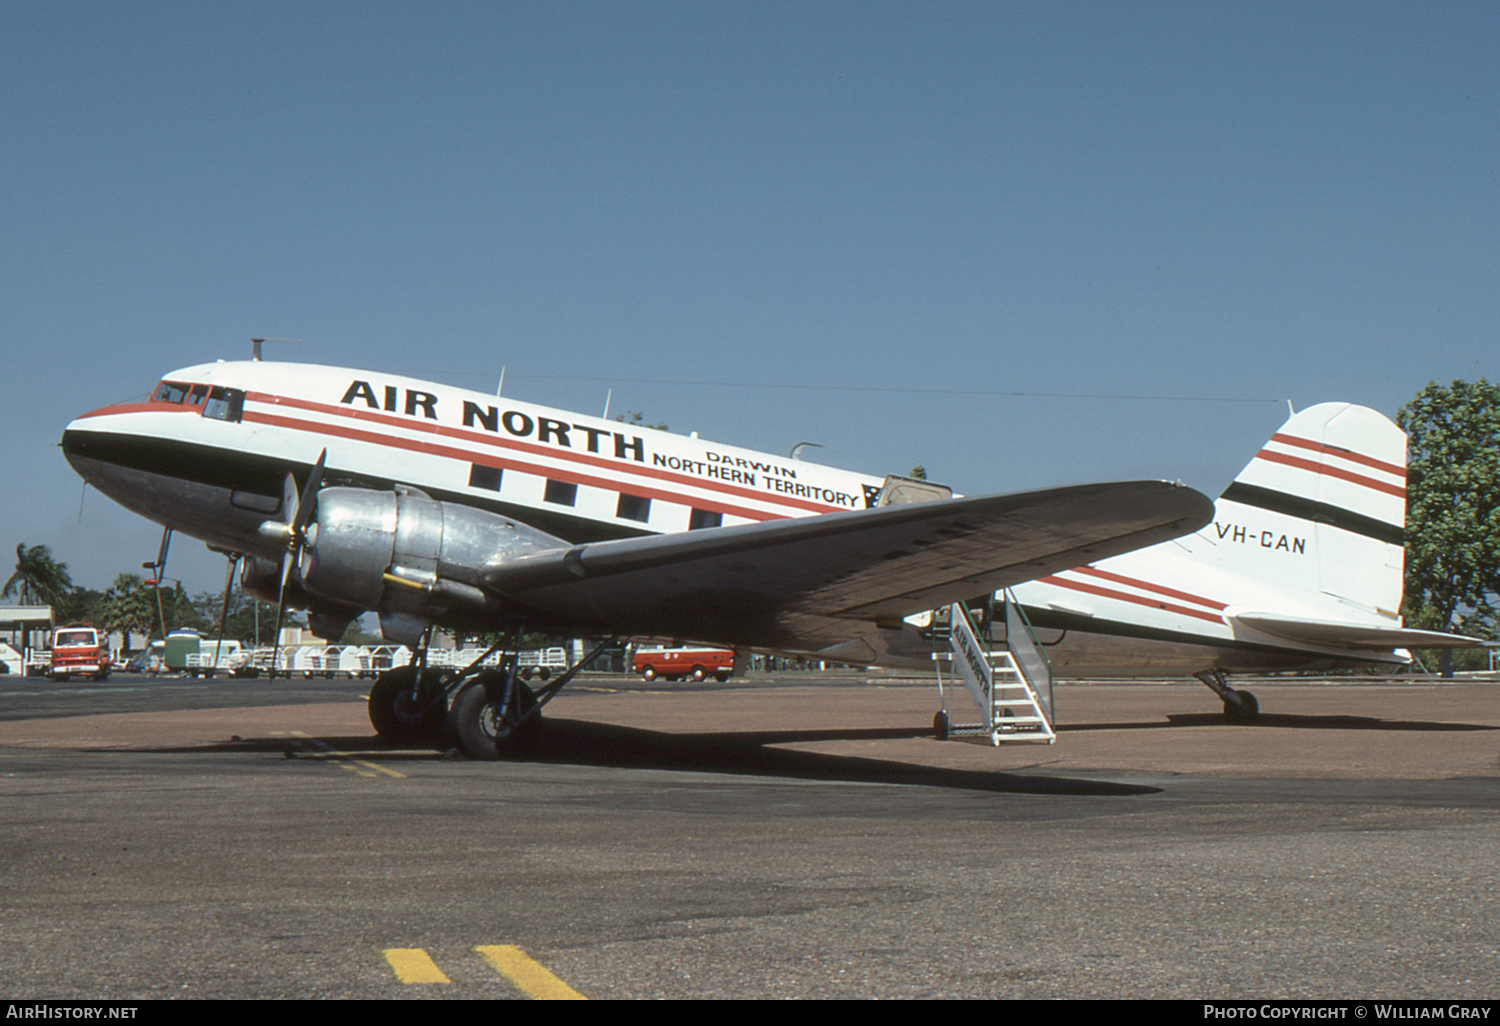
top-left (61, 356), bottom-right (1212, 758)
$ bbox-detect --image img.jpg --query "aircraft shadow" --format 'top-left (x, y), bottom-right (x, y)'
top-left (155, 719), bottom-right (1160, 797)
top-left (1064, 713), bottom-right (1499, 733)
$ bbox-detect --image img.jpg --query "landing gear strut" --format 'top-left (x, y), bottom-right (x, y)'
top-left (1194, 669), bottom-right (1259, 721)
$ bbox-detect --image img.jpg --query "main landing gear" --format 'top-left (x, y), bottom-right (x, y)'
top-left (368, 667), bottom-right (448, 744)
top-left (446, 670), bottom-right (539, 761)
top-left (366, 635), bottom-right (618, 760)
top-left (1194, 669), bottom-right (1260, 722)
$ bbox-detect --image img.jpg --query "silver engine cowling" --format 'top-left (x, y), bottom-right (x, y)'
top-left (295, 487), bottom-right (568, 636)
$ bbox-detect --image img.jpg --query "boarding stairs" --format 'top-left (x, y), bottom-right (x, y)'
top-left (934, 593), bottom-right (1056, 745)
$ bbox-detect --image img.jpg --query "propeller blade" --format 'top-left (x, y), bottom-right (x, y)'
top-left (261, 450), bottom-right (328, 546)
top-left (268, 553), bottom-right (291, 679)
top-left (290, 449), bottom-right (327, 539)
top-left (265, 449), bottom-right (326, 679)
top-left (282, 472), bottom-right (298, 526)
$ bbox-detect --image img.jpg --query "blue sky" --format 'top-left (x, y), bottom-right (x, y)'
top-left (4, 1), bottom-right (1496, 598)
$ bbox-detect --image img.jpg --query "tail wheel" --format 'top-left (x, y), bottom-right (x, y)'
top-left (368, 667), bottom-right (448, 744)
top-left (447, 671), bottom-right (539, 760)
top-left (1223, 689), bottom-right (1260, 721)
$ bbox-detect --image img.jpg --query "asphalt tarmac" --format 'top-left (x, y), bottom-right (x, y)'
top-left (0, 670), bottom-right (1497, 1000)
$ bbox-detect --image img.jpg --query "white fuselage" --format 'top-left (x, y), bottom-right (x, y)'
top-left (63, 361), bottom-right (886, 564)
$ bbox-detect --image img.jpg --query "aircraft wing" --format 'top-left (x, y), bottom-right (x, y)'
top-left (1229, 613), bottom-right (1482, 651)
top-left (481, 480), bottom-right (1213, 650)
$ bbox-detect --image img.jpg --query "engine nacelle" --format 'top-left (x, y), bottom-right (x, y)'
top-left (241, 556), bottom-right (313, 608)
top-left (239, 557), bottom-right (363, 641)
top-left (296, 487), bottom-right (567, 625)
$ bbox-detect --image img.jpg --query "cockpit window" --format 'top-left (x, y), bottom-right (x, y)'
top-left (202, 387), bottom-right (245, 423)
top-left (150, 380), bottom-right (244, 423)
top-left (150, 381), bottom-right (192, 404)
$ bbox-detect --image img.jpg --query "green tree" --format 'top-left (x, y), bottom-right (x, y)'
top-left (614, 411), bottom-right (668, 431)
top-left (1397, 380), bottom-right (1500, 643)
top-left (187, 589), bottom-right (280, 646)
top-left (160, 582), bottom-right (205, 635)
top-left (53, 587), bottom-right (106, 627)
top-left (3, 543), bottom-right (74, 606)
top-left (101, 574), bottom-right (160, 641)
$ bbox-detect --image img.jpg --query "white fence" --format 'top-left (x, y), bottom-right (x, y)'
top-left (244, 644), bottom-right (570, 679)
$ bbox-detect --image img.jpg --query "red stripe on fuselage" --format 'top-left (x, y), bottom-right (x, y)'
top-left (76, 402), bottom-right (202, 419)
top-left (237, 391), bottom-right (854, 520)
top-left (1070, 565), bottom-right (1227, 612)
top-left (245, 408), bottom-right (789, 524)
top-left (1036, 574), bottom-right (1228, 625)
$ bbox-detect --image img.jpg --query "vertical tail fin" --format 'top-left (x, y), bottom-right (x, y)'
top-left (1209, 403), bottom-right (1407, 618)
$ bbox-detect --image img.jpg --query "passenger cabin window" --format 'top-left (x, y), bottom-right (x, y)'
top-left (544, 480), bottom-right (578, 506)
top-left (469, 464), bottom-right (502, 491)
top-left (616, 494), bottom-right (651, 523)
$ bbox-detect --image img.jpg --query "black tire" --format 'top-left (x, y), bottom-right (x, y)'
top-left (447, 672), bottom-right (538, 760)
top-left (714, 672), bottom-right (730, 683)
top-left (368, 667), bottom-right (448, 744)
top-left (641, 666), bottom-right (656, 681)
top-left (1223, 689), bottom-right (1260, 721)
top-left (933, 710), bottom-right (950, 741)
top-left (691, 665), bottom-right (708, 682)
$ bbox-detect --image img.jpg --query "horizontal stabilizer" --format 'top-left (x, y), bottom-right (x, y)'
top-left (482, 480), bottom-right (1213, 650)
top-left (1230, 613), bottom-right (1481, 651)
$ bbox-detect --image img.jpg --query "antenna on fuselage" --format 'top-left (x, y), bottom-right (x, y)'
top-left (251, 338), bottom-right (302, 361)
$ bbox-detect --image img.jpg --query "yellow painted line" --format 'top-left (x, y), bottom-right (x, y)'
top-left (282, 731), bottom-right (406, 778)
top-left (382, 948), bottom-right (451, 984)
top-left (474, 945), bottom-right (586, 1000)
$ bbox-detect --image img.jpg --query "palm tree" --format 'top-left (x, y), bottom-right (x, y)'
top-left (3, 543), bottom-right (73, 607)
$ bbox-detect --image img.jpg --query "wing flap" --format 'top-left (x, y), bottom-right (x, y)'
top-left (482, 480), bottom-right (1213, 650)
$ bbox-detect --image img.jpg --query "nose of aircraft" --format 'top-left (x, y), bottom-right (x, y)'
top-left (60, 425), bottom-right (108, 496)
top-left (59, 401), bottom-right (140, 492)
top-left (61, 409), bottom-right (104, 471)
top-left (60, 416), bottom-right (88, 467)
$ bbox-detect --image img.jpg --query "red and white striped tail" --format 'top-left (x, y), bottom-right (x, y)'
top-left (1212, 403), bottom-right (1407, 616)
